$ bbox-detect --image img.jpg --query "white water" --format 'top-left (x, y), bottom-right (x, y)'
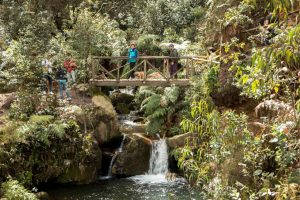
top-left (148, 139), bottom-right (168, 175)
top-left (100, 134), bottom-right (126, 180)
top-left (129, 139), bottom-right (171, 184)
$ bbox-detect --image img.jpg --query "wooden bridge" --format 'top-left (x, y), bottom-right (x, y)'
top-left (89, 56), bottom-right (208, 87)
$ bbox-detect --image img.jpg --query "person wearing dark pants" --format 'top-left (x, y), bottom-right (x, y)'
top-left (41, 57), bottom-right (53, 94)
top-left (128, 42), bottom-right (138, 79)
top-left (56, 67), bottom-right (71, 101)
top-left (168, 44), bottom-right (179, 78)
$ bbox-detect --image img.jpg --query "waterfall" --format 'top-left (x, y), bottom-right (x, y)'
top-left (101, 134), bottom-right (126, 179)
top-left (148, 139), bottom-right (168, 175)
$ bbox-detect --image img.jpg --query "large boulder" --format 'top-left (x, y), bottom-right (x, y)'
top-left (167, 132), bottom-right (197, 150)
top-left (112, 133), bottom-right (152, 176)
top-left (62, 95), bottom-right (120, 145)
top-left (119, 121), bottom-right (146, 135)
top-left (110, 92), bottom-right (135, 114)
top-left (57, 136), bottom-right (102, 184)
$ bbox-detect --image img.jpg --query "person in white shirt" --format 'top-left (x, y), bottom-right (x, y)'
top-left (41, 54), bottom-right (54, 94)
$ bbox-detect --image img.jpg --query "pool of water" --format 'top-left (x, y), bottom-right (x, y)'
top-left (47, 175), bottom-right (203, 200)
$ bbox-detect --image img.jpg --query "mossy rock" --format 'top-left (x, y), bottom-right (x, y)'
top-left (115, 103), bottom-right (130, 114)
top-left (92, 95), bottom-right (117, 118)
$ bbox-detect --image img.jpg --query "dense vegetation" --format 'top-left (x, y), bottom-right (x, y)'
top-left (0, 0), bottom-right (300, 199)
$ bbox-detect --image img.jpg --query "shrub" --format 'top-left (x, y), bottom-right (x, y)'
top-left (1, 179), bottom-right (38, 200)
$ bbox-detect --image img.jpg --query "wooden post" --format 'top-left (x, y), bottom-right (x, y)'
top-left (166, 59), bottom-right (170, 81)
top-left (143, 59), bottom-right (147, 83)
top-left (117, 60), bottom-right (120, 82)
top-left (191, 59), bottom-right (195, 76)
top-left (91, 58), bottom-right (96, 80)
top-left (186, 58), bottom-right (189, 79)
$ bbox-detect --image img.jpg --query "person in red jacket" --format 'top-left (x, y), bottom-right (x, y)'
top-left (64, 54), bottom-right (77, 85)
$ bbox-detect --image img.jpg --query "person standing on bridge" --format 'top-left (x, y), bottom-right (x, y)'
top-left (168, 44), bottom-right (179, 78)
top-left (128, 42), bottom-right (138, 79)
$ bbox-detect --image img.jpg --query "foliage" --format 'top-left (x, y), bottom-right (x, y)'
top-left (137, 85), bottom-right (186, 136)
top-left (1, 179), bottom-right (38, 200)
top-left (175, 100), bottom-right (300, 199)
top-left (9, 89), bottom-right (41, 121)
top-left (0, 117), bottom-right (100, 186)
top-left (232, 24), bottom-right (300, 100)
top-left (136, 34), bottom-right (162, 56)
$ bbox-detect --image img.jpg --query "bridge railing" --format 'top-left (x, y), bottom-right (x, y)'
top-left (90, 56), bottom-right (207, 83)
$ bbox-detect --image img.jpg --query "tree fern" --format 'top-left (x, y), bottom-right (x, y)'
top-left (141, 94), bottom-right (161, 115)
top-left (164, 85), bottom-right (180, 104)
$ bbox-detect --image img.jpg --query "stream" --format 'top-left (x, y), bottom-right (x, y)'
top-left (47, 104), bottom-right (203, 200)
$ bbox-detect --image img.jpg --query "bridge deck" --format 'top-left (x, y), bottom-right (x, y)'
top-left (90, 79), bottom-right (191, 87)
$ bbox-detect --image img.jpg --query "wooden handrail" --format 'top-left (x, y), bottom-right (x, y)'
top-left (92, 56), bottom-right (207, 59)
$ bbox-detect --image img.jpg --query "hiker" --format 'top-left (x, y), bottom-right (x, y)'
top-left (56, 66), bottom-right (71, 101)
top-left (64, 54), bottom-right (77, 85)
top-left (128, 42), bottom-right (138, 79)
top-left (41, 54), bottom-right (54, 94)
top-left (168, 44), bottom-right (179, 78)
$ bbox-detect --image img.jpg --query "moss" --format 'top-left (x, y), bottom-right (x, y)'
top-left (92, 95), bottom-right (116, 118)
top-left (29, 115), bottom-right (55, 124)
top-left (115, 103), bottom-right (130, 114)
top-left (57, 163), bottom-right (98, 185)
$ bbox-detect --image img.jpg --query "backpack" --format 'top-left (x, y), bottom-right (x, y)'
top-left (56, 68), bottom-right (67, 80)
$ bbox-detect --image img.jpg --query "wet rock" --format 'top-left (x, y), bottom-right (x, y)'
top-left (119, 121), bottom-right (146, 135)
top-left (36, 191), bottom-right (50, 200)
top-left (112, 133), bottom-right (152, 176)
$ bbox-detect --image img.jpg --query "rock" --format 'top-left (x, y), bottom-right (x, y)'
top-left (167, 132), bottom-right (197, 150)
top-left (112, 133), bottom-right (152, 176)
top-left (115, 103), bottom-right (130, 114)
top-left (276, 121), bottom-right (296, 134)
top-left (0, 93), bottom-right (15, 109)
top-left (110, 92), bottom-right (135, 114)
top-left (36, 191), bottom-right (50, 200)
top-left (74, 95), bottom-right (120, 145)
top-left (57, 105), bottom-right (83, 120)
top-left (119, 121), bottom-right (146, 135)
top-left (75, 84), bottom-right (89, 96)
top-left (247, 122), bottom-right (268, 136)
top-left (57, 137), bottom-right (102, 184)
top-left (92, 95), bottom-right (117, 118)
top-left (255, 100), bottom-right (295, 121)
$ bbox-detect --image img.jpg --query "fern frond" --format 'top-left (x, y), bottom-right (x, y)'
top-left (164, 85), bottom-right (180, 104)
top-left (149, 107), bottom-right (168, 119)
top-left (141, 94), bottom-right (161, 115)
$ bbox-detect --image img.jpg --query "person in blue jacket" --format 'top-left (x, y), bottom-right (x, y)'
top-left (128, 42), bottom-right (138, 78)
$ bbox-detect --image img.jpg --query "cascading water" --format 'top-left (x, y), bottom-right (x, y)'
top-left (129, 139), bottom-right (170, 184)
top-left (148, 139), bottom-right (168, 175)
top-left (100, 134), bottom-right (126, 180)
